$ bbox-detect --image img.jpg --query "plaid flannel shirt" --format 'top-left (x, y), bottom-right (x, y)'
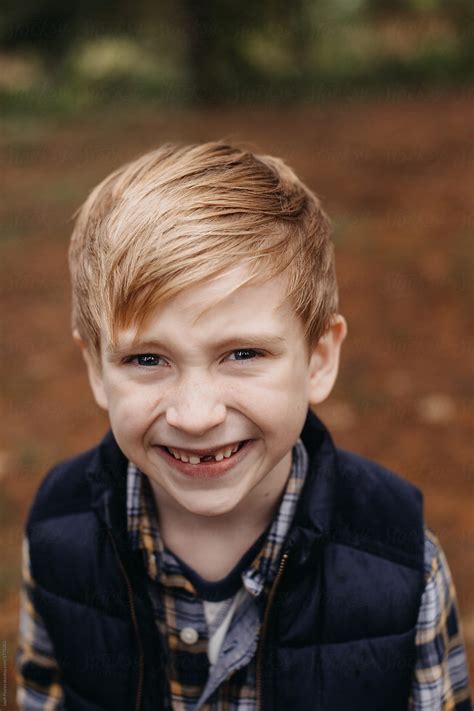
top-left (17, 440), bottom-right (472, 709)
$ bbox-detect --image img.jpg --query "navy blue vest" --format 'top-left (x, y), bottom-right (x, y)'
top-left (26, 410), bottom-right (425, 709)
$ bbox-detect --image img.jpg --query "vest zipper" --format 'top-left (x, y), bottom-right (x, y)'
top-left (255, 551), bottom-right (289, 711)
top-left (107, 529), bottom-right (145, 711)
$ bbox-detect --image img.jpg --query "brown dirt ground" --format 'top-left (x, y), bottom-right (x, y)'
top-left (1, 89), bottom-right (473, 705)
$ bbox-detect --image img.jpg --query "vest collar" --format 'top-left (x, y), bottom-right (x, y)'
top-left (86, 430), bottom-right (129, 547)
top-left (285, 408), bottom-right (338, 564)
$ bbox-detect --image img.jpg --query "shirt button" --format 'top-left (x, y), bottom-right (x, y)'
top-left (180, 627), bottom-right (199, 645)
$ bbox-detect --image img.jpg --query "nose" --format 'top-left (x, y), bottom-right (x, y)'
top-left (165, 372), bottom-right (226, 436)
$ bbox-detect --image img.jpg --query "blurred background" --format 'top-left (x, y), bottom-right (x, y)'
top-left (1, 0), bottom-right (473, 705)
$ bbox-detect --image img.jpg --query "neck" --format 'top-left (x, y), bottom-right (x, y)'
top-left (152, 477), bottom-right (286, 538)
top-left (147, 453), bottom-right (292, 580)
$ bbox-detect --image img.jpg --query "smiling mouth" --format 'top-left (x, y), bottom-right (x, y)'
top-left (164, 441), bottom-right (247, 465)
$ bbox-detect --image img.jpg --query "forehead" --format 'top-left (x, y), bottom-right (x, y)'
top-left (108, 264), bottom-right (304, 352)
top-left (174, 265), bottom-right (288, 322)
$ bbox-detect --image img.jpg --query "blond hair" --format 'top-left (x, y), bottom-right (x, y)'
top-left (69, 141), bottom-right (338, 363)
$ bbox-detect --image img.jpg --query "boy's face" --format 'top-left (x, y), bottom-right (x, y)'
top-left (83, 265), bottom-right (346, 520)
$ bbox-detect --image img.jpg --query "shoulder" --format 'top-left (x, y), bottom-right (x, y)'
top-left (24, 434), bottom-right (131, 605)
top-left (27, 442), bottom-right (101, 527)
top-left (302, 409), bottom-right (423, 513)
top-left (332, 447), bottom-right (425, 564)
top-left (335, 445), bottom-right (422, 499)
top-left (299, 411), bottom-right (425, 563)
top-left (335, 447), bottom-right (423, 505)
top-left (26, 430), bottom-right (127, 528)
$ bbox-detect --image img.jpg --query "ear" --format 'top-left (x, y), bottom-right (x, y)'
top-left (73, 330), bottom-right (109, 411)
top-left (308, 315), bottom-right (347, 405)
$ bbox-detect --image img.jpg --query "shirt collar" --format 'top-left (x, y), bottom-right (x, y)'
top-left (242, 439), bottom-right (308, 597)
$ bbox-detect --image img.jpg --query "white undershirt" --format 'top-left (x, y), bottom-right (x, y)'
top-left (203, 588), bottom-right (249, 664)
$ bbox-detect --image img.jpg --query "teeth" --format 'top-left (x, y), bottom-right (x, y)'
top-left (167, 442), bottom-right (242, 465)
top-left (169, 448), bottom-right (195, 463)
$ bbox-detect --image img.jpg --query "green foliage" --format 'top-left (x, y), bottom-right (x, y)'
top-left (0, 0), bottom-right (472, 113)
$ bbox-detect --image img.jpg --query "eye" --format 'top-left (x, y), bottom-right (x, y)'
top-left (227, 349), bottom-right (262, 362)
top-left (129, 354), bottom-right (168, 367)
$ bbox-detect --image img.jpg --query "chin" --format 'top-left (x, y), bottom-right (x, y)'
top-left (181, 494), bottom-right (241, 518)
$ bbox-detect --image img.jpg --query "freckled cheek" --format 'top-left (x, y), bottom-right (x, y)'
top-left (107, 386), bottom-right (165, 428)
top-left (253, 368), bottom-right (308, 405)
top-left (254, 372), bottom-right (310, 436)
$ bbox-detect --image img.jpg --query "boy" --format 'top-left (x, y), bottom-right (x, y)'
top-left (16, 142), bottom-right (471, 709)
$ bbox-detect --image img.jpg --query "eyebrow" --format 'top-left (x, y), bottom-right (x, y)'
top-left (106, 334), bottom-right (287, 359)
top-left (213, 334), bottom-right (287, 350)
